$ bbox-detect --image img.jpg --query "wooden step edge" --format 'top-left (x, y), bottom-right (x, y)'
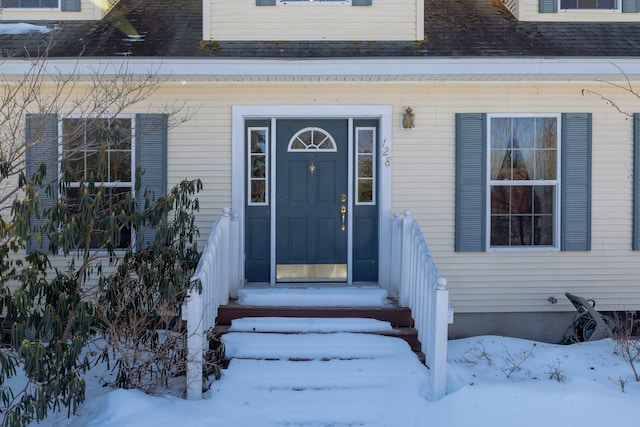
top-left (210, 325), bottom-right (422, 352)
top-left (215, 306), bottom-right (415, 327)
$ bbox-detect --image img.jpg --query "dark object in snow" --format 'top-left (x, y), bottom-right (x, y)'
top-left (561, 292), bottom-right (616, 345)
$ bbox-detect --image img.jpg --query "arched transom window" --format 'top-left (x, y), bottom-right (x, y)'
top-left (287, 127), bottom-right (337, 152)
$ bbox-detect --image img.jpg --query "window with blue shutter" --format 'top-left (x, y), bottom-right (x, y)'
top-left (26, 114), bottom-right (167, 252)
top-left (455, 113), bottom-right (591, 252)
top-left (541, 0), bottom-right (636, 11)
top-left (1, 0), bottom-right (58, 8)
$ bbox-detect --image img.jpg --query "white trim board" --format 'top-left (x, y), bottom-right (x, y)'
top-left (3, 58), bottom-right (640, 82)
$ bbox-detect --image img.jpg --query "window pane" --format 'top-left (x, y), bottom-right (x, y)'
top-left (251, 130), bottom-right (267, 154)
top-left (510, 216), bottom-right (532, 246)
top-left (513, 118), bottom-right (534, 150)
top-left (358, 129), bottom-right (374, 153)
top-left (536, 118), bottom-right (557, 149)
top-left (110, 151), bottom-right (132, 182)
top-left (561, 0), bottom-right (578, 7)
top-left (251, 180), bottom-right (266, 203)
top-left (490, 118), bottom-right (512, 180)
top-left (512, 149), bottom-right (533, 180)
top-left (533, 186), bottom-right (554, 215)
top-left (358, 179), bottom-right (373, 203)
top-left (251, 156), bottom-right (266, 178)
top-left (490, 216), bottom-right (510, 246)
top-left (110, 119), bottom-right (132, 150)
top-left (534, 216), bottom-right (554, 246)
top-left (358, 155), bottom-right (373, 178)
top-left (85, 151), bottom-right (99, 179)
top-left (491, 186), bottom-right (510, 214)
top-left (534, 150), bottom-right (556, 180)
top-left (511, 185), bottom-right (532, 214)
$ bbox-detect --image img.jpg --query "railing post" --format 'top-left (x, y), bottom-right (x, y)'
top-left (229, 211), bottom-right (241, 298)
top-left (399, 210), bottom-right (412, 307)
top-left (185, 289), bottom-right (203, 400)
top-left (390, 212), bottom-right (402, 297)
top-left (219, 207), bottom-right (231, 305)
top-left (430, 277), bottom-right (449, 400)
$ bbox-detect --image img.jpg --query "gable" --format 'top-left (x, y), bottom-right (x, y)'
top-left (205, 0), bottom-right (424, 41)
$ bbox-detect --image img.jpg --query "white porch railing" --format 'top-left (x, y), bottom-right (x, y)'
top-left (183, 207), bottom-right (241, 400)
top-left (390, 210), bottom-right (452, 400)
top-left (183, 208), bottom-right (450, 401)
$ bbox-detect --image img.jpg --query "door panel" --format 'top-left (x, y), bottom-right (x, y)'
top-left (276, 119), bottom-right (348, 281)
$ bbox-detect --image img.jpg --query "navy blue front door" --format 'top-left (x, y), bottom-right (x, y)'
top-left (275, 119), bottom-right (348, 281)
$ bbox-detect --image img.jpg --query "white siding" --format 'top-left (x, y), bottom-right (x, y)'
top-left (208, 0), bottom-right (422, 41)
top-left (159, 81), bottom-right (640, 314)
top-left (4, 77), bottom-right (640, 315)
top-left (0, 0), bottom-right (109, 20)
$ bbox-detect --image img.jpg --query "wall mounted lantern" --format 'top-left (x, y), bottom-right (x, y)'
top-left (401, 107), bottom-right (415, 129)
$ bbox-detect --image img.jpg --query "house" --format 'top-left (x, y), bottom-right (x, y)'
top-left (2, 0), bottom-right (640, 397)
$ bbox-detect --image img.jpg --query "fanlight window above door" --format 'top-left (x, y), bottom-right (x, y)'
top-left (288, 127), bottom-right (337, 152)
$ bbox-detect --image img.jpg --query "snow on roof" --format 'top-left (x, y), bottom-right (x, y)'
top-left (0, 23), bottom-right (51, 35)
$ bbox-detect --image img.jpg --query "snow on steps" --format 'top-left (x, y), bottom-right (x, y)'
top-left (215, 323), bottom-right (431, 427)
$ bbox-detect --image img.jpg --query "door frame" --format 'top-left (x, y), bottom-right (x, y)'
top-left (232, 105), bottom-right (393, 288)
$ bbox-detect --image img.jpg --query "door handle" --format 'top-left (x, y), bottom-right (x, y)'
top-left (340, 205), bottom-right (346, 231)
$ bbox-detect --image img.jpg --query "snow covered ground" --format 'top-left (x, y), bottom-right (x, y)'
top-left (31, 333), bottom-right (638, 427)
top-left (12, 288), bottom-right (638, 426)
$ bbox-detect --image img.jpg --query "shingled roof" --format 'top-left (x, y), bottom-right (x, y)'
top-left (1, 0), bottom-right (640, 58)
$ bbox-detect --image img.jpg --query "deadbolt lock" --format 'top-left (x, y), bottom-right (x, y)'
top-left (340, 193), bottom-right (347, 202)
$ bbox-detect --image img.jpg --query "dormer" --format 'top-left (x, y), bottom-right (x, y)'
top-left (205, 0), bottom-right (425, 41)
top-left (0, 0), bottom-right (113, 21)
top-left (502, 0), bottom-right (640, 21)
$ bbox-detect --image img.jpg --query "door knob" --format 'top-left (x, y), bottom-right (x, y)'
top-left (340, 205), bottom-right (347, 231)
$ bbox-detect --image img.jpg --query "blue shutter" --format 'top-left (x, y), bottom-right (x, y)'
top-left (633, 114), bottom-right (640, 250)
top-left (622, 0), bottom-right (640, 12)
top-left (135, 114), bottom-right (168, 249)
top-left (60, 0), bottom-right (81, 11)
top-left (539, 0), bottom-right (558, 12)
top-left (352, 0), bottom-right (373, 5)
top-left (256, 0), bottom-right (276, 5)
top-left (561, 113), bottom-right (592, 251)
top-left (455, 113), bottom-right (487, 252)
top-left (25, 114), bottom-right (58, 253)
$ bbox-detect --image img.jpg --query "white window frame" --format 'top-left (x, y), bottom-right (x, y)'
top-left (1, 0), bottom-right (60, 9)
top-left (58, 114), bottom-right (137, 251)
top-left (287, 127), bottom-right (338, 152)
top-left (277, 0), bottom-right (351, 6)
top-left (558, 0), bottom-right (620, 12)
top-left (485, 113), bottom-right (561, 252)
top-left (355, 126), bottom-right (376, 206)
top-left (247, 126), bottom-right (270, 206)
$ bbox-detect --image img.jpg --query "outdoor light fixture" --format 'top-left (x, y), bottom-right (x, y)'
top-left (402, 107), bottom-right (415, 129)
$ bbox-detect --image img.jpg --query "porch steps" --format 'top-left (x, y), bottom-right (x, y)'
top-left (213, 302), bottom-right (424, 360)
top-left (210, 330), bottom-right (431, 426)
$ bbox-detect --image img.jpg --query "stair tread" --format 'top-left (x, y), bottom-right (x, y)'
top-left (228, 316), bottom-right (394, 333)
top-left (222, 331), bottom-right (414, 360)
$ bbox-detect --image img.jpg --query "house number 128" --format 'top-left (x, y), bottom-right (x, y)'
top-left (382, 139), bottom-right (391, 166)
